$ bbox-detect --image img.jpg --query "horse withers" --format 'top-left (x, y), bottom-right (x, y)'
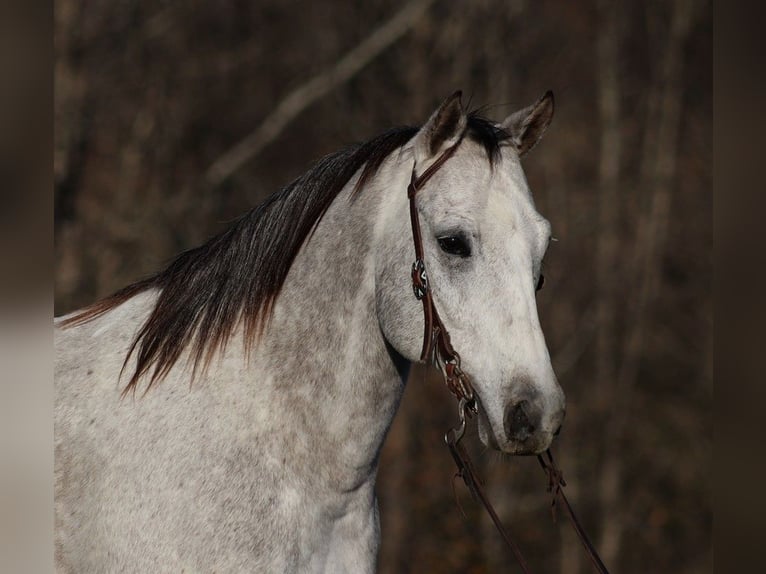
top-left (55, 91), bottom-right (564, 572)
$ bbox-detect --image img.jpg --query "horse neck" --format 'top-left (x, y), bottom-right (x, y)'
top-left (255, 162), bottom-right (411, 490)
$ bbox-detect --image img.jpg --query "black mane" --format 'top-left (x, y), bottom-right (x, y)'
top-left (62, 113), bottom-right (510, 395)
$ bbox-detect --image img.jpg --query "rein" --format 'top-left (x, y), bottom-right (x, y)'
top-left (406, 141), bottom-right (611, 574)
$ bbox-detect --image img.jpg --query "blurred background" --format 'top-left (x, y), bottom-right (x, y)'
top-left (54, 0), bottom-right (711, 572)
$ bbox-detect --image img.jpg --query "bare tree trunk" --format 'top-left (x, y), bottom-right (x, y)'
top-left (377, 387), bottom-right (412, 574)
top-left (598, 0), bottom-right (698, 566)
top-left (593, 0), bottom-right (622, 565)
top-left (558, 450), bottom-right (582, 574)
top-left (594, 0), bottom-right (621, 413)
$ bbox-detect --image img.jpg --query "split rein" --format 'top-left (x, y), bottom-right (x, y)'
top-left (406, 140), bottom-right (610, 574)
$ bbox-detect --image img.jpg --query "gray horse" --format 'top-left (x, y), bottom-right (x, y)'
top-left (55, 92), bottom-right (565, 572)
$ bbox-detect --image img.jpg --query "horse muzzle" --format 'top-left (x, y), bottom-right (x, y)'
top-left (478, 388), bottom-right (566, 455)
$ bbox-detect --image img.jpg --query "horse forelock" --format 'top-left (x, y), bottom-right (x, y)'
top-left (60, 111), bottom-right (510, 396)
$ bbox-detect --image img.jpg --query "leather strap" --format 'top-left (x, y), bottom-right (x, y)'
top-left (538, 450), bottom-right (611, 574)
top-left (446, 427), bottom-right (533, 574)
top-left (407, 142), bottom-right (461, 363)
top-left (407, 139), bottom-right (476, 406)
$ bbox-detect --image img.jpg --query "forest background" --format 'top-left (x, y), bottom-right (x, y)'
top-left (54, 1), bottom-right (712, 572)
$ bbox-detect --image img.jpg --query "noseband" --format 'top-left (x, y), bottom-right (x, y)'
top-left (406, 139), bottom-right (610, 574)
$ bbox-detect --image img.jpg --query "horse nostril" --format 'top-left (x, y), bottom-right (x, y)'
top-left (504, 400), bottom-right (536, 442)
top-left (554, 424), bottom-right (562, 437)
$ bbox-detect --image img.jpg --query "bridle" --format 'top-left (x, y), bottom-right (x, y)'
top-left (407, 135), bottom-right (476, 408)
top-left (406, 139), bottom-right (611, 574)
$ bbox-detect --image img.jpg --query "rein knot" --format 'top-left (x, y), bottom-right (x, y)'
top-left (538, 449), bottom-right (566, 523)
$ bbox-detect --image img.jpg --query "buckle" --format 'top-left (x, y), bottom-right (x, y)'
top-left (444, 396), bottom-right (477, 445)
top-left (411, 259), bottom-right (428, 300)
top-left (444, 357), bottom-right (476, 409)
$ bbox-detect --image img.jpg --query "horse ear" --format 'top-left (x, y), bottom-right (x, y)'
top-left (413, 91), bottom-right (467, 166)
top-left (501, 91), bottom-right (554, 156)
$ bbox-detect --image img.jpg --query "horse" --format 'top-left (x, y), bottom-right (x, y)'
top-left (54, 91), bottom-right (565, 573)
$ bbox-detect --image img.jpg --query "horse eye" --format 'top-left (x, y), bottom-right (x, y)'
top-left (536, 273), bottom-right (545, 292)
top-left (437, 235), bottom-right (471, 257)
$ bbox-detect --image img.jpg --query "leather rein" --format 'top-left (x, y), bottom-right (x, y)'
top-left (406, 140), bottom-right (611, 574)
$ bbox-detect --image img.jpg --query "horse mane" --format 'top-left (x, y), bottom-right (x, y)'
top-left (60, 113), bottom-right (509, 395)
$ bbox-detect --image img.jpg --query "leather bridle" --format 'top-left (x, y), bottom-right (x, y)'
top-left (407, 136), bottom-right (477, 410)
top-left (406, 139), bottom-right (611, 574)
